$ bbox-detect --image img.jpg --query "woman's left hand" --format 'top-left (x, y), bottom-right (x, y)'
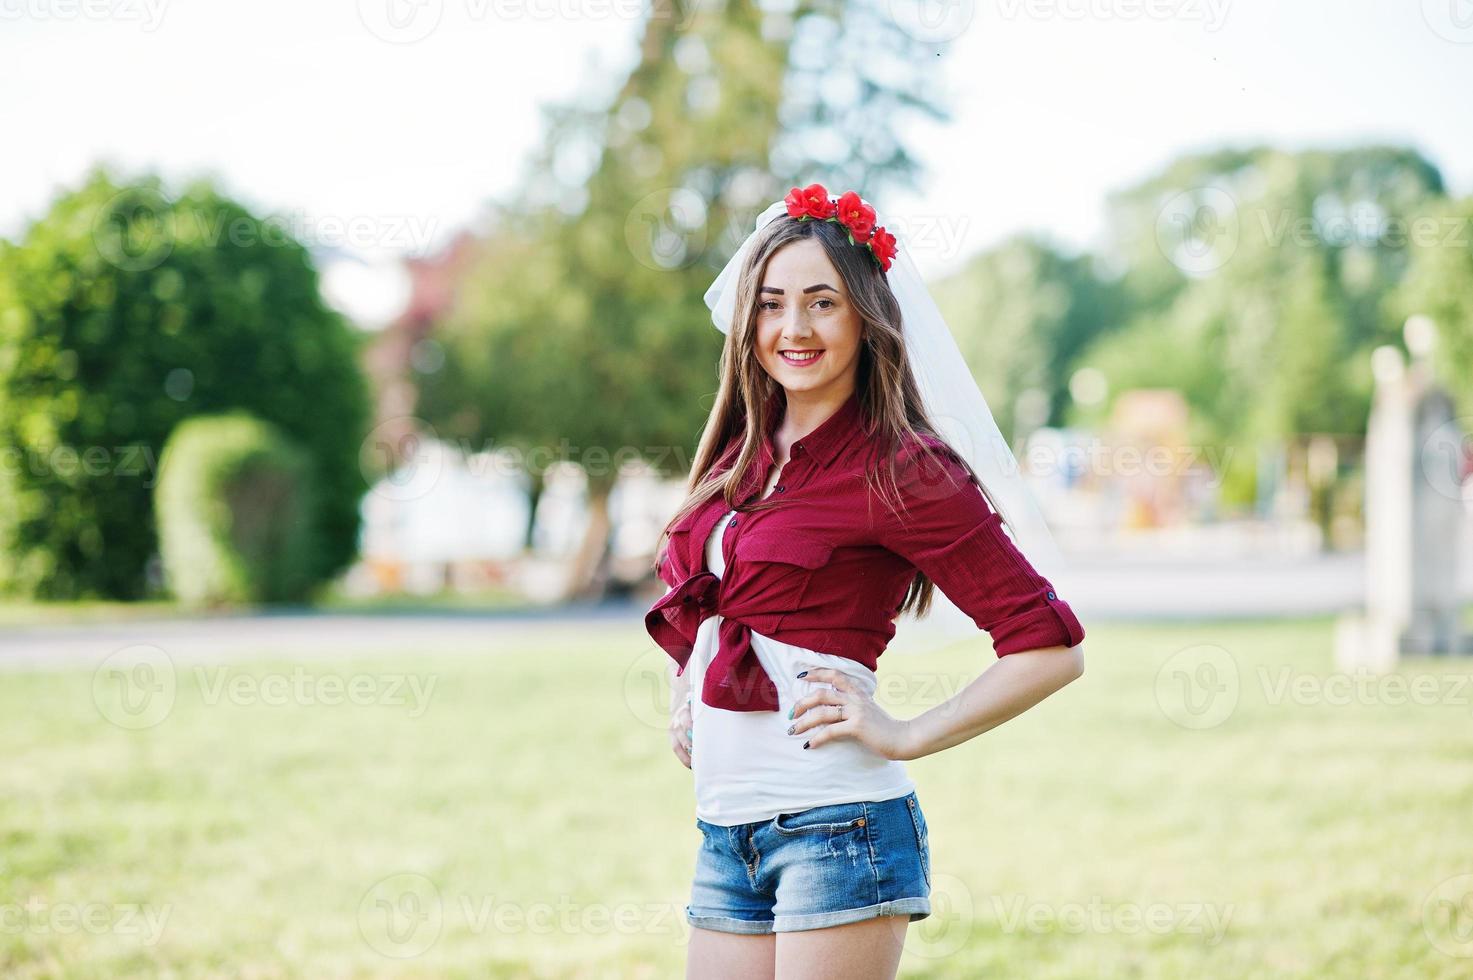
top-left (787, 666), bottom-right (915, 761)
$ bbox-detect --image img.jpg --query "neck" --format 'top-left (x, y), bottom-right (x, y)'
top-left (775, 385), bottom-right (852, 450)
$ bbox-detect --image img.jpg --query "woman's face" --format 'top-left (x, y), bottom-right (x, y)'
top-left (754, 238), bottom-right (863, 400)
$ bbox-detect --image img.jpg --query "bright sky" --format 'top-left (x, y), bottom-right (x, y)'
top-left (2, 0), bottom-right (1470, 288)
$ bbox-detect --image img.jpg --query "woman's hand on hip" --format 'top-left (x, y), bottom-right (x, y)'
top-left (787, 666), bottom-right (915, 761)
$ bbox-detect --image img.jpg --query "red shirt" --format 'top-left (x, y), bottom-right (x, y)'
top-left (645, 388), bottom-right (1086, 713)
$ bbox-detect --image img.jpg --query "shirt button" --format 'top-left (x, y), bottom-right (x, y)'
top-left (1046, 590), bottom-right (1056, 600)
top-left (793, 442), bottom-right (804, 454)
top-left (775, 484), bottom-right (785, 493)
top-left (728, 516), bottom-right (738, 528)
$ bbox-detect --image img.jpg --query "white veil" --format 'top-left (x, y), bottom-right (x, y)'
top-left (703, 197), bottom-right (1075, 657)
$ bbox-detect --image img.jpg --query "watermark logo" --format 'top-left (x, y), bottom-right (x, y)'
top-left (1420, 416), bottom-right (1473, 503)
top-left (1155, 643), bottom-right (1239, 729)
top-left (361, 418), bottom-right (445, 503)
top-left (1423, 873), bottom-right (1473, 958)
top-left (0, 898), bottom-right (172, 945)
top-left (991, 0), bottom-right (1231, 30)
top-left (992, 894), bottom-right (1233, 945)
top-left (194, 666), bottom-right (437, 717)
top-left (359, 873), bottom-right (444, 958)
top-left (623, 644), bottom-right (673, 733)
top-left (1258, 665), bottom-right (1473, 710)
top-left (0, 0), bottom-right (169, 30)
top-left (358, 0), bottom-right (444, 43)
top-left (625, 188), bottom-right (710, 272)
top-left (1421, 0), bottom-right (1473, 44)
top-left (1155, 186), bottom-right (1240, 276)
top-left (907, 871), bottom-right (974, 959)
top-left (93, 644), bottom-right (177, 730)
top-left (92, 187), bottom-right (175, 273)
top-left (885, 0), bottom-right (977, 43)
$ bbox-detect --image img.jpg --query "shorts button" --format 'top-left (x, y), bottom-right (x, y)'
top-left (856, 817), bottom-right (865, 826)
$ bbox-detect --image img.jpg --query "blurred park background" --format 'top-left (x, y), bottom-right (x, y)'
top-left (3, 0), bottom-right (1473, 977)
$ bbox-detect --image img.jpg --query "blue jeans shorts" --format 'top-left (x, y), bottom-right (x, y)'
top-left (686, 790), bottom-right (932, 934)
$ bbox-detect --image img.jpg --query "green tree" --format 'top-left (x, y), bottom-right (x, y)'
top-left (418, 0), bottom-right (949, 599)
top-left (930, 235), bottom-right (1127, 440)
top-left (1393, 194), bottom-right (1473, 414)
top-left (1087, 145), bottom-right (1447, 446)
top-left (0, 168), bottom-right (372, 599)
top-left (1071, 144), bottom-right (1447, 526)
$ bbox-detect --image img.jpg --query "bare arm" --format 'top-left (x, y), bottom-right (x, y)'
top-left (897, 643), bottom-right (1084, 760)
top-left (790, 643), bottom-right (1084, 760)
top-left (799, 438), bottom-right (1090, 760)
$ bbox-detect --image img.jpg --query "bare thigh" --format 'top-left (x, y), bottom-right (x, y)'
top-left (775, 916), bottom-right (909, 980)
top-left (687, 926), bottom-right (775, 980)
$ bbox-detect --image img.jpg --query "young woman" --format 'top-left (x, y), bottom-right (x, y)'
top-left (645, 185), bottom-right (1087, 980)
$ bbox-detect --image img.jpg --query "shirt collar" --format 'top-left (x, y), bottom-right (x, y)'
top-left (759, 387), bottom-right (865, 469)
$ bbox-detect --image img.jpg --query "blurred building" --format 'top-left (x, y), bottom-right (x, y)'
top-left (359, 230), bottom-right (481, 470)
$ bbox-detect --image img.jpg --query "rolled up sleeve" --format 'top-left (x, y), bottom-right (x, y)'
top-left (873, 438), bottom-right (1085, 655)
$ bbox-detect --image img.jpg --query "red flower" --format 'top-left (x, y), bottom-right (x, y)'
top-left (834, 191), bottom-right (876, 243)
top-left (785, 183), bottom-right (835, 220)
top-left (868, 226), bottom-right (897, 271)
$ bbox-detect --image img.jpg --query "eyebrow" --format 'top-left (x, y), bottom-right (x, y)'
top-left (759, 283), bottom-right (837, 295)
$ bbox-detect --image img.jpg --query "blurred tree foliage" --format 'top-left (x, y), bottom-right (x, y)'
top-left (0, 168), bottom-right (372, 600)
top-left (415, 5), bottom-right (1464, 573)
top-left (931, 236), bottom-right (1127, 439)
top-left (1394, 193), bottom-right (1473, 414)
top-left (416, 0), bottom-right (949, 596)
top-left (1081, 145), bottom-right (1447, 451)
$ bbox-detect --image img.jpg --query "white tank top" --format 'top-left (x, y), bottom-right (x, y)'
top-left (686, 507), bottom-right (916, 826)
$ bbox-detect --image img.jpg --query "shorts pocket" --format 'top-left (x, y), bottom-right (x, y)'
top-left (772, 801), bottom-right (868, 836)
top-left (906, 794), bottom-right (931, 890)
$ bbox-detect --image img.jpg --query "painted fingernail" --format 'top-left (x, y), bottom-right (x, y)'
top-left (787, 706), bottom-right (794, 719)
top-left (796, 670), bottom-right (807, 678)
top-left (802, 741), bottom-right (810, 749)
top-left (686, 729), bottom-right (692, 738)
top-left (786, 725), bottom-right (795, 735)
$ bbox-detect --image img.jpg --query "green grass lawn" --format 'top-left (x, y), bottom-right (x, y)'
top-left (2, 613), bottom-right (1472, 978)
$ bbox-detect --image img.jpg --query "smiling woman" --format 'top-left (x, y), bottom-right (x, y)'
top-left (649, 185), bottom-right (1087, 980)
top-left (755, 248), bottom-right (863, 401)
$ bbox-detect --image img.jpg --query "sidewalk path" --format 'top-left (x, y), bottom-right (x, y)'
top-left (0, 550), bottom-right (1465, 668)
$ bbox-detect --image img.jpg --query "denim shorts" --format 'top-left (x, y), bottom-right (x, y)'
top-left (686, 790), bottom-right (932, 934)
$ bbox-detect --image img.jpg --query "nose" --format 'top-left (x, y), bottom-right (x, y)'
top-left (779, 304), bottom-right (814, 342)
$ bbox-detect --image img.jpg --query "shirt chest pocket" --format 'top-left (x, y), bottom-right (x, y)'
top-left (733, 526), bottom-right (834, 629)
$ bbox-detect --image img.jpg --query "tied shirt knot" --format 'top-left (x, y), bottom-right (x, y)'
top-left (644, 570), bottom-right (781, 713)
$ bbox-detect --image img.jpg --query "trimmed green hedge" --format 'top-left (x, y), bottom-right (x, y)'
top-left (0, 167), bottom-right (372, 599)
top-left (155, 413), bottom-right (320, 606)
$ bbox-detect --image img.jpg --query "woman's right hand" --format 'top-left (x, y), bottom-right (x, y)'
top-left (669, 692), bottom-right (694, 769)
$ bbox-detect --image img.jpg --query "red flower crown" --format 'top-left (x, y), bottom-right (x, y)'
top-left (783, 182), bottom-right (898, 272)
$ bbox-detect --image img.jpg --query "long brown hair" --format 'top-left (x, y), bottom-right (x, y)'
top-left (655, 211), bottom-right (993, 619)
